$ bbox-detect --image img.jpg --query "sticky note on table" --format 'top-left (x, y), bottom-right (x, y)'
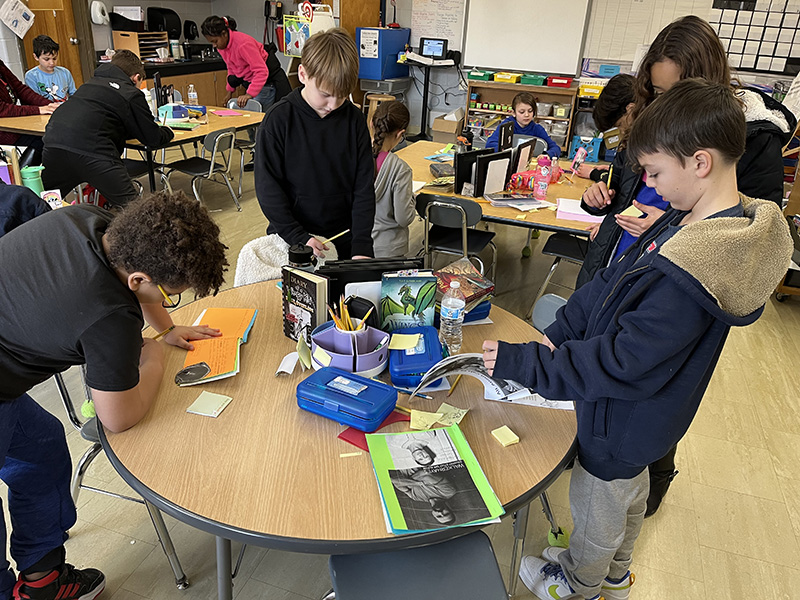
top-left (516, 214), bottom-right (527, 220)
top-left (619, 204), bottom-right (644, 218)
top-left (313, 346), bottom-right (332, 367)
top-left (492, 425), bottom-right (519, 447)
top-left (436, 403), bottom-right (469, 426)
top-left (187, 391), bottom-right (232, 418)
top-left (297, 336), bottom-right (312, 370)
top-left (389, 333), bottom-right (421, 351)
top-left (410, 410), bottom-right (444, 430)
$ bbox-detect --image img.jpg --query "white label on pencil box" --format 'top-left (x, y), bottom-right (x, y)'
top-left (405, 337), bottom-right (426, 356)
top-left (328, 376), bottom-right (367, 395)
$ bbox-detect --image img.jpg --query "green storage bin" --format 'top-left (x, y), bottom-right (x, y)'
top-left (522, 74), bottom-right (546, 86)
top-left (468, 69), bottom-right (495, 81)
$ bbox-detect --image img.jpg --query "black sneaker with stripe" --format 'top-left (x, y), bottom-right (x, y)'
top-left (12, 564), bottom-right (105, 600)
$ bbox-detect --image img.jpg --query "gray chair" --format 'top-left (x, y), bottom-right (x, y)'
top-left (416, 193), bottom-right (497, 281)
top-left (526, 232), bottom-right (588, 319)
top-left (53, 371), bottom-right (189, 590)
top-left (513, 135), bottom-right (548, 155)
top-left (531, 293), bottom-right (568, 334)
top-left (227, 98), bottom-right (263, 198)
top-left (162, 127), bottom-right (241, 210)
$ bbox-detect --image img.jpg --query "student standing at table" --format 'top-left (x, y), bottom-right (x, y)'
top-left (201, 15), bottom-right (290, 111)
top-left (483, 80), bottom-right (792, 600)
top-left (485, 92), bottom-right (560, 157)
top-left (255, 28), bottom-right (376, 259)
top-left (0, 191), bottom-right (228, 600)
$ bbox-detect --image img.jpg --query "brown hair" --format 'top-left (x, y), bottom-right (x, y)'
top-left (633, 16), bottom-right (731, 122)
top-left (105, 191), bottom-right (229, 297)
top-left (593, 74), bottom-right (635, 132)
top-left (371, 101), bottom-right (410, 158)
top-left (627, 78), bottom-right (745, 168)
top-left (301, 28), bottom-right (359, 97)
top-left (512, 92), bottom-right (536, 110)
top-left (111, 49), bottom-right (145, 80)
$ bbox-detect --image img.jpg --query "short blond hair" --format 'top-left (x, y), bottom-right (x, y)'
top-left (301, 28), bottom-right (358, 97)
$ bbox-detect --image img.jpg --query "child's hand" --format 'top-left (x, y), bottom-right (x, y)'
top-left (163, 325), bottom-right (222, 351)
top-left (482, 340), bottom-right (499, 375)
top-left (236, 93), bottom-right (254, 107)
top-left (586, 222), bottom-right (601, 242)
top-left (306, 237), bottom-right (329, 258)
top-left (576, 163), bottom-right (603, 179)
top-left (541, 335), bottom-right (556, 351)
top-left (582, 181), bottom-right (615, 209)
top-left (39, 103), bottom-right (60, 115)
top-left (614, 201), bottom-right (664, 237)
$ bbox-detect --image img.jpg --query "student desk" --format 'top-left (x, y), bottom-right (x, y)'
top-left (396, 140), bottom-right (593, 236)
top-left (100, 281), bottom-right (577, 600)
top-left (0, 108), bottom-right (264, 192)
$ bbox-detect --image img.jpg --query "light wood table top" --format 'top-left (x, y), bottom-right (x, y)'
top-left (102, 281), bottom-right (577, 553)
top-left (0, 113), bottom-right (50, 136)
top-left (396, 140), bottom-right (594, 236)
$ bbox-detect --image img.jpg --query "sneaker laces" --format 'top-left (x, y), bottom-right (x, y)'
top-left (541, 561), bottom-right (569, 584)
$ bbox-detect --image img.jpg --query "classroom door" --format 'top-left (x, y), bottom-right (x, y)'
top-left (22, 0), bottom-right (85, 88)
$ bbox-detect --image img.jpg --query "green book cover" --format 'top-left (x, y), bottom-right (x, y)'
top-left (380, 270), bottom-right (437, 332)
top-left (366, 424), bottom-right (504, 533)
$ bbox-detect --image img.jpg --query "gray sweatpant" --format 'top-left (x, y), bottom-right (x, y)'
top-left (558, 458), bottom-right (649, 599)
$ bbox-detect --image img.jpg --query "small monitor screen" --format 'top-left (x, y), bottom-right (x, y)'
top-left (420, 38), bottom-right (447, 59)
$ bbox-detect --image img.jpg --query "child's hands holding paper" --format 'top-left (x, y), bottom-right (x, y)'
top-left (163, 325), bottom-right (222, 351)
top-left (482, 340), bottom-right (498, 375)
top-left (614, 201), bottom-right (664, 237)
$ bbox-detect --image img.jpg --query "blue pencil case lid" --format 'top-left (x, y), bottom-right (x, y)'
top-left (296, 367), bottom-right (397, 432)
top-left (389, 326), bottom-right (443, 388)
top-left (434, 300), bottom-right (492, 327)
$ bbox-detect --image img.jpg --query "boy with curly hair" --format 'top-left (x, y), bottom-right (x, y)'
top-left (0, 191), bottom-right (227, 600)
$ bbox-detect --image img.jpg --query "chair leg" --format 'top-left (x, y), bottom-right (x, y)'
top-left (162, 173), bottom-right (173, 194)
top-left (191, 177), bottom-right (203, 204)
top-left (526, 258), bottom-right (562, 320)
top-left (71, 442), bottom-right (103, 506)
top-left (132, 179), bottom-right (143, 197)
top-left (238, 149), bottom-right (245, 198)
top-left (222, 172), bottom-right (242, 211)
top-left (144, 500), bottom-right (190, 590)
top-left (507, 503), bottom-right (530, 597)
top-left (488, 241), bottom-right (497, 283)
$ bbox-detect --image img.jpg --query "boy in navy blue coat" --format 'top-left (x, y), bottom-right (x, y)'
top-left (482, 79), bottom-right (793, 600)
top-left (484, 91), bottom-right (560, 156)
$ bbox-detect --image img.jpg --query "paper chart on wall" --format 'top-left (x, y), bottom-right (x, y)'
top-left (410, 0), bottom-right (466, 50)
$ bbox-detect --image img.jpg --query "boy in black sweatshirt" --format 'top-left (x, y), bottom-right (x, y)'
top-left (42, 50), bottom-right (173, 208)
top-left (254, 28), bottom-right (375, 259)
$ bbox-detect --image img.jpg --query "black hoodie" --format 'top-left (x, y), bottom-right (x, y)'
top-left (254, 88), bottom-right (376, 258)
top-left (43, 64), bottom-right (173, 161)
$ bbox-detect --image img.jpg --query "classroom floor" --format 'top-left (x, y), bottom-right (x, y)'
top-left (7, 162), bottom-right (800, 600)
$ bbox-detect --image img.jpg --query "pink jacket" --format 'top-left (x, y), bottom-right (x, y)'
top-left (218, 30), bottom-right (269, 98)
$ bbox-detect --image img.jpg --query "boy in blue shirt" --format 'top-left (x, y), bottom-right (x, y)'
top-left (482, 79), bottom-right (793, 600)
top-left (485, 92), bottom-right (560, 156)
top-left (25, 36), bottom-right (76, 102)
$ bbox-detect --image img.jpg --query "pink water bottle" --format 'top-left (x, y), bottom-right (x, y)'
top-left (533, 156), bottom-right (551, 200)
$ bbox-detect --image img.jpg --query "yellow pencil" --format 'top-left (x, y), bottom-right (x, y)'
top-left (152, 325), bottom-right (175, 341)
top-left (320, 229), bottom-right (350, 246)
top-left (355, 306), bottom-right (374, 330)
top-left (327, 305), bottom-right (343, 329)
top-left (395, 404), bottom-right (412, 415)
top-left (606, 164), bottom-right (614, 186)
top-left (447, 374), bottom-right (463, 397)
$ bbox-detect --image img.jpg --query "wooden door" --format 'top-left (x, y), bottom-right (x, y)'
top-left (23, 0), bottom-right (85, 87)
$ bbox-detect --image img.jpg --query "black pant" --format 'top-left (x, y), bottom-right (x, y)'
top-left (42, 148), bottom-right (139, 208)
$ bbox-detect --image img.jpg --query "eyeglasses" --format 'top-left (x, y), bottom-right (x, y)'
top-left (157, 284), bottom-right (181, 309)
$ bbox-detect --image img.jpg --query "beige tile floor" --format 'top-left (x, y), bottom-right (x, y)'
top-left (7, 159), bottom-right (800, 600)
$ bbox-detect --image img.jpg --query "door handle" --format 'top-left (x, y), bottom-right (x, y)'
top-left (70, 37), bottom-right (79, 45)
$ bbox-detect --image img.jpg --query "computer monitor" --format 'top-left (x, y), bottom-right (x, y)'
top-left (419, 37), bottom-right (448, 59)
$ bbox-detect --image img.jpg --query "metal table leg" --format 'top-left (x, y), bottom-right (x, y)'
top-left (507, 503), bottom-right (529, 598)
top-left (144, 500), bottom-right (189, 589)
top-left (146, 149), bottom-right (157, 192)
top-left (215, 536), bottom-right (233, 600)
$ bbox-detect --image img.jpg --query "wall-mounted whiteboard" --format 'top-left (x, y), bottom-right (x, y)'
top-left (463, 0), bottom-right (591, 76)
top-left (411, 0), bottom-right (468, 50)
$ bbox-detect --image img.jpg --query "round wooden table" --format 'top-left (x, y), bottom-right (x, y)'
top-left (101, 281), bottom-right (576, 598)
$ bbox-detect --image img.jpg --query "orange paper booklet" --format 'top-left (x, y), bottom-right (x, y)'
top-left (176, 308), bottom-right (258, 386)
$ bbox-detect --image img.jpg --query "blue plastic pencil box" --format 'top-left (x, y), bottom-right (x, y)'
top-left (296, 367), bottom-right (397, 432)
top-left (389, 326), bottom-right (443, 388)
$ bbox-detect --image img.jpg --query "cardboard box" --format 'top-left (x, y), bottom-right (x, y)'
top-left (432, 116), bottom-right (464, 143)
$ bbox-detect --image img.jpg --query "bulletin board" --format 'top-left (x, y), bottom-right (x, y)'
top-left (410, 0), bottom-right (467, 50)
top-left (462, 0), bottom-right (591, 76)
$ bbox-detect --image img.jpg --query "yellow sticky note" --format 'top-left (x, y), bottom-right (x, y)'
top-left (410, 410), bottom-right (444, 430)
top-left (389, 333), bottom-right (421, 350)
top-left (547, 205), bottom-right (557, 211)
top-left (620, 204), bottom-right (644, 217)
top-left (297, 336), bottom-right (312, 370)
top-left (186, 391), bottom-right (232, 418)
top-left (313, 346), bottom-right (332, 367)
top-left (436, 403), bottom-right (469, 426)
top-left (516, 214), bottom-right (527, 220)
top-left (492, 425), bottom-right (519, 447)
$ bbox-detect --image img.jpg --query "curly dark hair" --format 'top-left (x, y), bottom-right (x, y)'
top-left (105, 191), bottom-right (228, 297)
top-left (371, 101), bottom-right (410, 158)
top-left (593, 74), bottom-right (635, 132)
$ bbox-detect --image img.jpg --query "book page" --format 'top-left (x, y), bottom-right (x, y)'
top-left (199, 308), bottom-right (257, 339)
top-left (182, 336), bottom-right (240, 378)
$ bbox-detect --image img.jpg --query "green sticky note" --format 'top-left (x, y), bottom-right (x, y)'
top-left (186, 391), bottom-right (232, 418)
top-left (297, 336), bottom-right (312, 370)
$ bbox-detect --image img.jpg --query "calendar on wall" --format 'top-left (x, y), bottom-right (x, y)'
top-left (711, 0), bottom-right (800, 75)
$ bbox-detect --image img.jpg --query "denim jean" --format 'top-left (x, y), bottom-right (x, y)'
top-left (0, 394), bottom-right (76, 597)
top-left (252, 83), bottom-right (276, 113)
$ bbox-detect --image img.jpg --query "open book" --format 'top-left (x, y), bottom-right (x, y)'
top-left (408, 353), bottom-right (574, 410)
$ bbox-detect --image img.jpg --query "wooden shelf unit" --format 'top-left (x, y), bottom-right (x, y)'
top-left (465, 80), bottom-right (578, 152)
top-left (113, 31), bottom-right (169, 60)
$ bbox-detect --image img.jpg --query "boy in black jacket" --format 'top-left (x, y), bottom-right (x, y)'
top-left (42, 50), bottom-right (173, 208)
top-left (254, 28), bottom-right (375, 259)
top-left (482, 80), bottom-right (793, 600)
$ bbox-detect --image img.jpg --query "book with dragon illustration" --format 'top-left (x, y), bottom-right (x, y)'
top-left (380, 270), bottom-right (437, 332)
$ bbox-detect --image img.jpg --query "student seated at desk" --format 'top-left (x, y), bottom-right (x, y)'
top-left (24, 35), bottom-right (77, 102)
top-left (255, 28), bottom-right (376, 259)
top-left (485, 92), bottom-right (560, 157)
top-left (482, 79), bottom-right (793, 600)
top-left (41, 50), bottom-right (173, 209)
top-left (371, 101), bottom-right (415, 258)
top-left (0, 191), bottom-right (228, 600)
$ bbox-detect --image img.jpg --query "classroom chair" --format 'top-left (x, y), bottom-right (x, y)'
top-left (525, 232), bottom-right (588, 319)
top-left (226, 98), bottom-right (263, 198)
top-left (416, 193), bottom-right (497, 281)
top-left (531, 293), bottom-right (568, 333)
top-left (327, 530), bottom-right (507, 600)
top-left (52, 371), bottom-right (189, 590)
top-left (161, 127), bottom-right (241, 210)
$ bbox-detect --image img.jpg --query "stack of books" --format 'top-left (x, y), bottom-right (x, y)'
top-left (434, 258), bottom-right (494, 313)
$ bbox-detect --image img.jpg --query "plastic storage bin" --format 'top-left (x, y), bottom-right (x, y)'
top-left (552, 103), bottom-right (572, 118)
top-left (522, 73), bottom-right (546, 85)
top-left (569, 136), bottom-right (602, 162)
top-left (468, 69), bottom-right (495, 80)
top-left (494, 72), bottom-right (522, 83)
top-left (536, 102), bottom-right (553, 117)
top-left (356, 27), bottom-right (410, 80)
top-left (547, 76), bottom-right (573, 87)
top-left (389, 326), bottom-right (443, 388)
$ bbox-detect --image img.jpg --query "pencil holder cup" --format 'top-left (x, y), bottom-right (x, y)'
top-left (311, 321), bottom-right (389, 378)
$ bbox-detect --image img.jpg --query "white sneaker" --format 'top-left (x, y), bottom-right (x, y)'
top-left (538, 546), bottom-right (635, 600)
top-left (518, 555), bottom-right (599, 600)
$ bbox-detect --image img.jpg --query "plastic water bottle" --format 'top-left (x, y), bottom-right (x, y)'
top-left (187, 84), bottom-right (198, 105)
top-left (533, 155), bottom-right (551, 200)
top-left (440, 281), bottom-right (466, 354)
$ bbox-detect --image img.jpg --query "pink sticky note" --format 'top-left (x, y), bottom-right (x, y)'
top-left (212, 109), bottom-right (243, 116)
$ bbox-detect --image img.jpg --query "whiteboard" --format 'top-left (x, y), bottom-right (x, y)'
top-left (411, 0), bottom-right (467, 51)
top-left (463, 0), bottom-right (591, 76)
